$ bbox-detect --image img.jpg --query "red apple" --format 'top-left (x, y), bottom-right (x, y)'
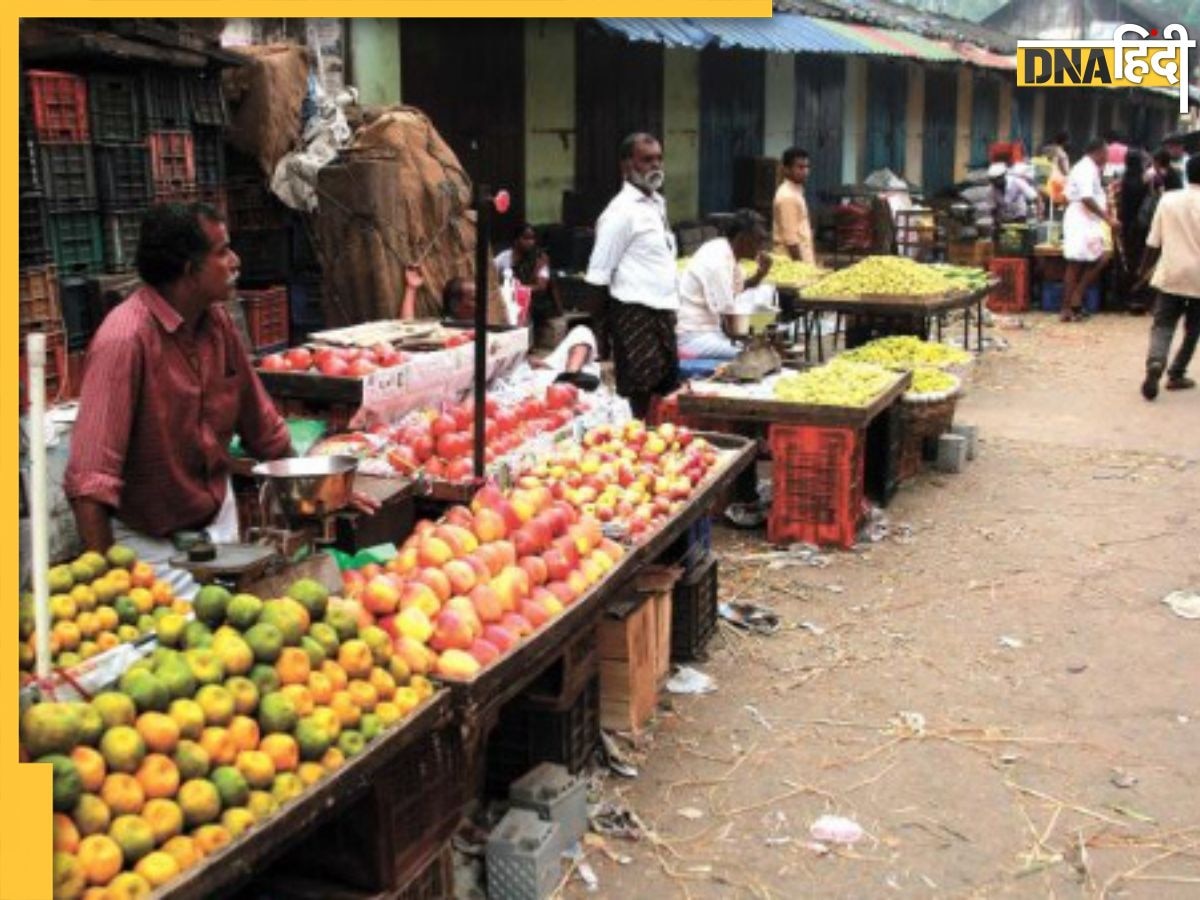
top-left (482, 624), bottom-right (517, 654)
top-left (259, 353), bottom-right (290, 372)
top-left (468, 638), bottom-right (500, 667)
top-left (518, 556), bottom-right (548, 587)
top-left (284, 347), bottom-right (312, 370)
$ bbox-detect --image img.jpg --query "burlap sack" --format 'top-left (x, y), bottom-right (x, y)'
top-left (312, 106), bottom-right (500, 326)
top-left (222, 44), bottom-right (311, 177)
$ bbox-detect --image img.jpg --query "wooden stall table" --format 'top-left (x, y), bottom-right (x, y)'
top-left (675, 372), bottom-right (912, 546)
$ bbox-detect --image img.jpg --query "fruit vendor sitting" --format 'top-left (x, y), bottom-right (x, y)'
top-left (63, 203), bottom-right (295, 594)
top-left (676, 209), bottom-right (773, 361)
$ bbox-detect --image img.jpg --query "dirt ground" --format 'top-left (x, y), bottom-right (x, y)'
top-left (566, 313), bottom-right (1200, 899)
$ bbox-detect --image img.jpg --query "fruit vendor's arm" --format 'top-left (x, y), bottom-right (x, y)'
top-left (63, 327), bottom-right (142, 552)
top-left (585, 208), bottom-right (634, 289)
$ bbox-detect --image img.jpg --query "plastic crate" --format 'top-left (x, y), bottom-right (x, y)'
top-left (226, 176), bottom-right (289, 231)
top-left (148, 130), bottom-right (196, 190)
top-left (95, 143), bottom-right (153, 209)
top-left (152, 184), bottom-right (199, 207)
top-left (59, 276), bottom-right (95, 350)
top-left (192, 126), bottom-right (226, 187)
top-left (49, 212), bottom-right (104, 275)
top-left (19, 265), bottom-right (60, 326)
top-left (20, 195), bottom-right (52, 266)
top-left (519, 624), bottom-right (599, 712)
top-left (767, 424), bottom-right (865, 549)
top-left (232, 228), bottom-right (290, 283)
top-left (987, 257), bottom-right (1029, 313)
top-left (26, 70), bottom-right (89, 143)
top-left (659, 515), bottom-right (712, 573)
top-left (996, 225), bottom-right (1035, 257)
top-left (19, 326), bottom-right (67, 411)
top-left (141, 69), bottom-right (189, 129)
top-left (38, 143), bottom-right (98, 211)
top-left (19, 135), bottom-right (42, 194)
top-left (1040, 282), bottom-right (1101, 314)
top-left (671, 551), bottom-right (718, 661)
top-left (102, 210), bottom-right (145, 273)
top-left (88, 73), bottom-right (142, 142)
top-left (240, 286), bottom-right (289, 351)
top-left (188, 71), bottom-right (228, 126)
top-left (486, 673), bottom-right (600, 798)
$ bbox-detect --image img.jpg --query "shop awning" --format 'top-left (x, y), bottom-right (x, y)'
top-left (946, 41), bottom-right (1016, 70)
top-left (688, 16), bottom-right (876, 54)
top-left (819, 19), bottom-right (960, 61)
top-left (594, 18), bottom-right (712, 49)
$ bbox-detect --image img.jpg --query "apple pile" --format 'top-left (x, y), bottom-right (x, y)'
top-left (517, 421), bottom-right (721, 539)
top-left (339, 482), bottom-right (625, 680)
top-left (257, 344), bottom-right (410, 378)
top-left (367, 383), bottom-right (581, 482)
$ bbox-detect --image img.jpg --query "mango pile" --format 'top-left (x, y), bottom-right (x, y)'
top-left (906, 366), bottom-right (961, 399)
top-left (773, 359), bottom-right (898, 407)
top-left (839, 336), bottom-right (970, 371)
top-left (28, 577), bottom-right (432, 898)
top-left (801, 256), bottom-right (956, 298)
top-left (20, 546), bottom-right (189, 681)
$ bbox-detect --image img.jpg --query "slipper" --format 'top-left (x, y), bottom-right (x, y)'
top-left (718, 601), bottom-right (781, 635)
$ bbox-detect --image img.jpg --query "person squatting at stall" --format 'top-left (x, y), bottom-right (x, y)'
top-left (63, 204), bottom-right (295, 594)
top-left (1137, 156), bottom-right (1200, 400)
top-left (585, 132), bottom-right (680, 419)
top-left (1061, 138), bottom-right (1117, 322)
top-left (773, 146), bottom-right (815, 263)
top-left (677, 209), bottom-right (774, 360)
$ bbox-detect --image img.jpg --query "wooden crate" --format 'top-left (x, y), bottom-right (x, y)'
top-left (598, 596), bottom-right (658, 733)
top-left (635, 565), bottom-right (679, 689)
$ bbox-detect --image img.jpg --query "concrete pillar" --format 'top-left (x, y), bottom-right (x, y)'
top-left (1032, 91), bottom-right (1046, 152)
top-left (998, 80), bottom-right (1013, 142)
top-left (905, 62), bottom-right (924, 187)
top-left (842, 57), bottom-right (867, 185)
top-left (349, 19), bottom-right (401, 106)
top-left (664, 47), bottom-right (701, 222)
top-left (763, 52), bottom-right (795, 158)
top-left (953, 67), bottom-right (974, 180)
top-left (523, 20), bottom-right (576, 224)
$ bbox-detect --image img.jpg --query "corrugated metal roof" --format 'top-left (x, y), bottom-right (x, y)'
top-left (821, 20), bottom-right (960, 61)
top-left (947, 41), bottom-right (1016, 70)
top-left (594, 18), bottom-right (712, 49)
top-left (690, 16), bottom-right (875, 54)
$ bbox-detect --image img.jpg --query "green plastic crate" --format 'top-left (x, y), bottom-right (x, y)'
top-left (49, 211), bottom-right (104, 275)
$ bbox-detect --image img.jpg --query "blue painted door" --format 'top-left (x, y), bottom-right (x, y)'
top-left (700, 47), bottom-right (765, 214)
top-left (866, 60), bottom-right (907, 177)
top-left (922, 67), bottom-right (957, 196)
top-left (970, 73), bottom-right (999, 167)
top-left (1011, 88), bottom-right (1035, 158)
top-left (793, 54), bottom-right (845, 206)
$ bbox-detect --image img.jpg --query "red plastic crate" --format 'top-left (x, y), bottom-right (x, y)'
top-left (19, 327), bottom-right (68, 411)
top-left (240, 286), bottom-right (289, 351)
top-left (987, 257), bottom-right (1029, 313)
top-left (27, 70), bottom-right (90, 143)
top-left (19, 264), bottom-right (61, 326)
top-left (767, 424), bottom-right (864, 548)
top-left (148, 131), bottom-right (196, 190)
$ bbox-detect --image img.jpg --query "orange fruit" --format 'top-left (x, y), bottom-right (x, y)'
top-left (320, 747), bottom-right (345, 772)
top-left (328, 691), bottom-right (361, 728)
top-left (96, 631), bottom-right (120, 651)
top-left (258, 734), bottom-right (299, 773)
top-left (54, 812), bottom-right (81, 853)
top-left (54, 850), bottom-right (86, 899)
top-left (320, 660), bottom-right (348, 691)
top-left (221, 807), bottom-right (256, 838)
top-left (346, 680), bottom-right (379, 712)
top-left (95, 607), bottom-right (119, 632)
top-left (108, 814), bottom-right (154, 865)
top-left (337, 640), bottom-right (374, 678)
top-left (275, 647), bottom-right (311, 685)
top-left (134, 850), bottom-right (180, 888)
top-left (70, 747), bottom-right (107, 794)
top-left (128, 588), bottom-right (154, 616)
top-left (82, 888), bottom-right (108, 900)
top-left (99, 773), bottom-right (145, 816)
top-left (71, 793), bottom-right (111, 837)
top-left (297, 762), bottom-right (326, 787)
top-left (150, 581), bottom-right (174, 607)
top-left (129, 562), bottom-right (155, 589)
top-left (306, 672), bottom-right (334, 705)
top-left (368, 668), bottom-right (396, 701)
top-left (198, 727), bottom-right (238, 766)
top-left (134, 754), bottom-right (179, 800)
top-left (177, 779), bottom-right (221, 828)
top-left (53, 620), bottom-right (82, 652)
top-left (192, 824), bottom-right (232, 856)
top-left (134, 712), bottom-right (180, 755)
top-left (279, 684), bottom-right (314, 717)
top-left (167, 699), bottom-right (206, 741)
top-left (227, 715), bottom-right (260, 753)
top-left (141, 798), bottom-right (183, 844)
top-left (76, 833), bottom-right (122, 886)
top-left (235, 750), bottom-right (276, 790)
top-left (103, 870), bottom-right (152, 899)
top-left (159, 835), bottom-right (200, 871)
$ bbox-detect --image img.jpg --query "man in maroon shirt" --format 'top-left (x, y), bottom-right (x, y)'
top-left (64, 203), bottom-right (293, 556)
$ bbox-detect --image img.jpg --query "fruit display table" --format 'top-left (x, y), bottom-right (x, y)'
top-left (156, 689), bottom-right (456, 900)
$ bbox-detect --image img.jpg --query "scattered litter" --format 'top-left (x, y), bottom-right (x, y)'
top-left (589, 802), bottom-right (647, 841)
top-left (1110, 769), bottom-right (1139, 790)
top-left (676, 807), bottom-right (705, 821)
top-left (744, 704), bottom-right (774, 731)
top-left (920, 875), bottom-right (938, 889)
top-left (764, 836), bottom-right (793, 847)
top-left (886, 874), bottom-right (902, 890)
top-left (1066, 662), bottom-right (1088, 674)
top-left (892, 711), bottom-right (927, 736)
top-left (858, 507), bottom-right (891, 544)
top-left (1109, 804), bottom-right (1157, 824)
top-left (809, 815), bottom-right (864, 845)
top-left (563, 844), bottom-right (599, 892)
top-left (826, 584), bottom-right (846, 594)
top-left (1179, 715), bottom-right (1190, 724)
top-left (1162, 590), bottom-right (1200, 620)
top-left (746, 543), bottom-right (831, 569)
top-left (666, 667), bottom-right (717, 695)
top-left (998, 635), bottom-right (1025, 649)
top-left (803, 840), bottom-right (832, 855)
top-left (599, 731), bottom-right (639, 779)
top-left (719, 601), bottom-right (781, 635)
top-left (798, 621), bottom-right (827, 636)
top-left (725, 502), bottom-right (767, 529)
top-left (999, 753), bottom-right (1020, 765)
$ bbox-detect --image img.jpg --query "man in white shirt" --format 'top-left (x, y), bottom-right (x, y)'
top-left (988, 162), bottom-right (1041, 223)
top-left (1138, 156), bottom-right (1200, 400)
top-left (585, 132), bottom-right (679, 419)
top-left (1061, 138), bottom-right (1118, 322)
top-left (678, 210), bottom-right (773, 360)
top-left (772, 147), bottom-right (815, 263)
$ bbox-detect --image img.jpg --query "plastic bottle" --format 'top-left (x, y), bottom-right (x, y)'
top-left (501, 268), bottom-right (517, 325)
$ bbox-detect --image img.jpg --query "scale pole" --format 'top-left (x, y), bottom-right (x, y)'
top-left (27, 333), bottom-right (52, 681)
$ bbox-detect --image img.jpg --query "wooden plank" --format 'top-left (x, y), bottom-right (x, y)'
top-left (653, 591), bottom-right (673, 688)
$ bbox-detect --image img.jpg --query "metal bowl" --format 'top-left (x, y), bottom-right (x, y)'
top-left (252, 455), bottom-right (358, 521)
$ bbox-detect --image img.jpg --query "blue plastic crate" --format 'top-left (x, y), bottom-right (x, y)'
top-left (1040, 282), bottom-right (1100, 314)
